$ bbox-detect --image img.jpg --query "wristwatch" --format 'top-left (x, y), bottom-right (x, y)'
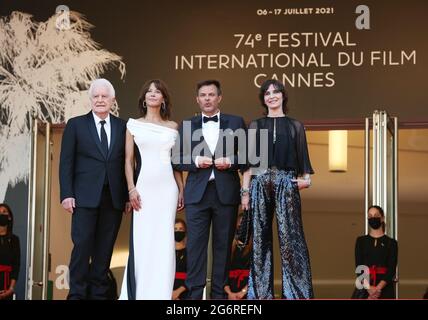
top-left (240, 188), bottom-right (250, 196)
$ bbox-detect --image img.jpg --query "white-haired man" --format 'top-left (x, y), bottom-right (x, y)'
top-left (59, 78), bottom-right (128, 299)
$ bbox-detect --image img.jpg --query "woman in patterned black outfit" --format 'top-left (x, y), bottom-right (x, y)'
top-left (241, 79), bottom-right (314, 299)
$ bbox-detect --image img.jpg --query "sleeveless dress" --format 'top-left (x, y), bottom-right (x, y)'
top-left (119, 119), bottom-right (178, 300)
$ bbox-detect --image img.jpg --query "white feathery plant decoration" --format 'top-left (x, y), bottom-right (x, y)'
top-left (0, 11), bottom-right (126, 201)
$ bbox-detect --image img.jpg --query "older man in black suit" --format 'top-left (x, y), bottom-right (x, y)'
top-left (59, 78), bottom-right (128, 300)
top-left (173, 80), bottom-right (247, 299)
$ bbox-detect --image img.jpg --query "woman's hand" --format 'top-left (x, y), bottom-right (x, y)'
top-left (227, 292), bottom-right (241, 300)
top-left (172, 289), bottom-right (181, 300)
top-left (291, 178), bottom-right (311, 190)
top-left (237, 288), bottom-right (247, 299)
top-left (0, 288), bottom-right (14, 299)
top-left (241, 194), bottom-right (250, 210)
top-left (367, 286), bottom-right (381, 299)
top-left (177, 190), bottom-right (184, 211)
top-left (172, 286), bottom-right (186, 300)
top-left (129, 189), bottom-right (142, 211)
top-left (227, 289), bottom-right (246, 300)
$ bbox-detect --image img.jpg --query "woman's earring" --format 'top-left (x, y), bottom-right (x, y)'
top-left (143, 101), bottom-right (147, 108)
top-left (161, 102), bottom-right (166, 110)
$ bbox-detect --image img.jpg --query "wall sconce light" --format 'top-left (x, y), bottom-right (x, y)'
top-left (329, 130), bottom-right (348, 172)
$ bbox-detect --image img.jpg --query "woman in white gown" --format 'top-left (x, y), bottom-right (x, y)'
top-left (119, 80), bottom-right (184, 300)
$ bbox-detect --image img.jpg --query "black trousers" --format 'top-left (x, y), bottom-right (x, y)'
top-left (247, 169), bottom-right (314, 299)
top-left (185, 181), bottom-right (238, 299)
top-left (68, 185), bottom-right (122, 300)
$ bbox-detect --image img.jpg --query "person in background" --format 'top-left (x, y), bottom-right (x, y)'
top-left (0, 203), bottom-right (20, 300)
top-left (172, 218), bottom-right (188, 300)
top-left (224, 213), bottom-right (251, 300)
top-left (354, 205), bottom-right (398, 299)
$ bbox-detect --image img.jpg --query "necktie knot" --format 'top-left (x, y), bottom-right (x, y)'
top-left (100, 120), bottom-right (106, 126)
top-left (203, 115), bottom-right (218, 123)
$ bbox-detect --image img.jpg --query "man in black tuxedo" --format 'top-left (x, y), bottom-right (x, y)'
top-left (59, 78), bottom-right (128, 300)
top-left (173, 80), bottom-right (247, 299)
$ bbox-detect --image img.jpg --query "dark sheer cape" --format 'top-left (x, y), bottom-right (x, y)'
top-left (247, 116), bottom-right (314, 175)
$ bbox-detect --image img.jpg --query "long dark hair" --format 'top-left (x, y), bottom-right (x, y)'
top-left (259, 79), bottom-right (289, 115)
top-left (368, 205), bottom-right (386, 232)
top-left (0, 203), bottom-right (14, 235)
top-left (138, 79), bottom-right (171, 120)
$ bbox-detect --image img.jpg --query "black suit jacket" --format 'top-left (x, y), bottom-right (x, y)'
top-left (59, 112), bottom-right (127, 210)
top-left (172, 113), bottom-right (247, 205)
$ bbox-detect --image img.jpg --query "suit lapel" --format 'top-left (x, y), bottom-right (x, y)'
top-left (214, 115), bottom-right (229, 156)
top-left (86, 112), bottom-right (107, 159)
top-left (193, 116), bottom-right (203, 137)
top-left (108, 115), bottom-right (118, 159)
top-left (193, 116), bottom-right (212, 158)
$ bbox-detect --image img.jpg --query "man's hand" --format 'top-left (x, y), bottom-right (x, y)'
top-left (61, 197), bottom-right (75, 214)
top-left (197, 156), bottom-right (213, 168)
top-left (214, 157), bottom-right (231, 170)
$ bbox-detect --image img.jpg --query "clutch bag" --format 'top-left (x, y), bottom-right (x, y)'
top-left (236, 209), bottom-right (253, 246)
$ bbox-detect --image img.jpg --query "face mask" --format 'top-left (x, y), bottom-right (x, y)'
top-left (175, 231), bottom-right (186, 242)
top-left (0, 215), bottom-right (9, 227)
top-left (368, 217), bottom-right (382, 229)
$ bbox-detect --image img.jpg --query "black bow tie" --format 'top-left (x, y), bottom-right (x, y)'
top-left (203, 115), bottom-right (218, 123)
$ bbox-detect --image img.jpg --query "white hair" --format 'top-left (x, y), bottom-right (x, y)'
top-left (88, 78), bottom-right (115, 98)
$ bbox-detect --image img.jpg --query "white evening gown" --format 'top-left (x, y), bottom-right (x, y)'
top-left (119, 119), bottom-right (178, 300)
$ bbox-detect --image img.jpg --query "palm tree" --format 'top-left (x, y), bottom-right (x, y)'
top-left (0, 10), bottom-right (126, 201)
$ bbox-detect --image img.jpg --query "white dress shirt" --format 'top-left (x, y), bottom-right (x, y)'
top-left (92, 112), bottom-right (111, 148)
top-left (196, 111), bottom-right (220, 180)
